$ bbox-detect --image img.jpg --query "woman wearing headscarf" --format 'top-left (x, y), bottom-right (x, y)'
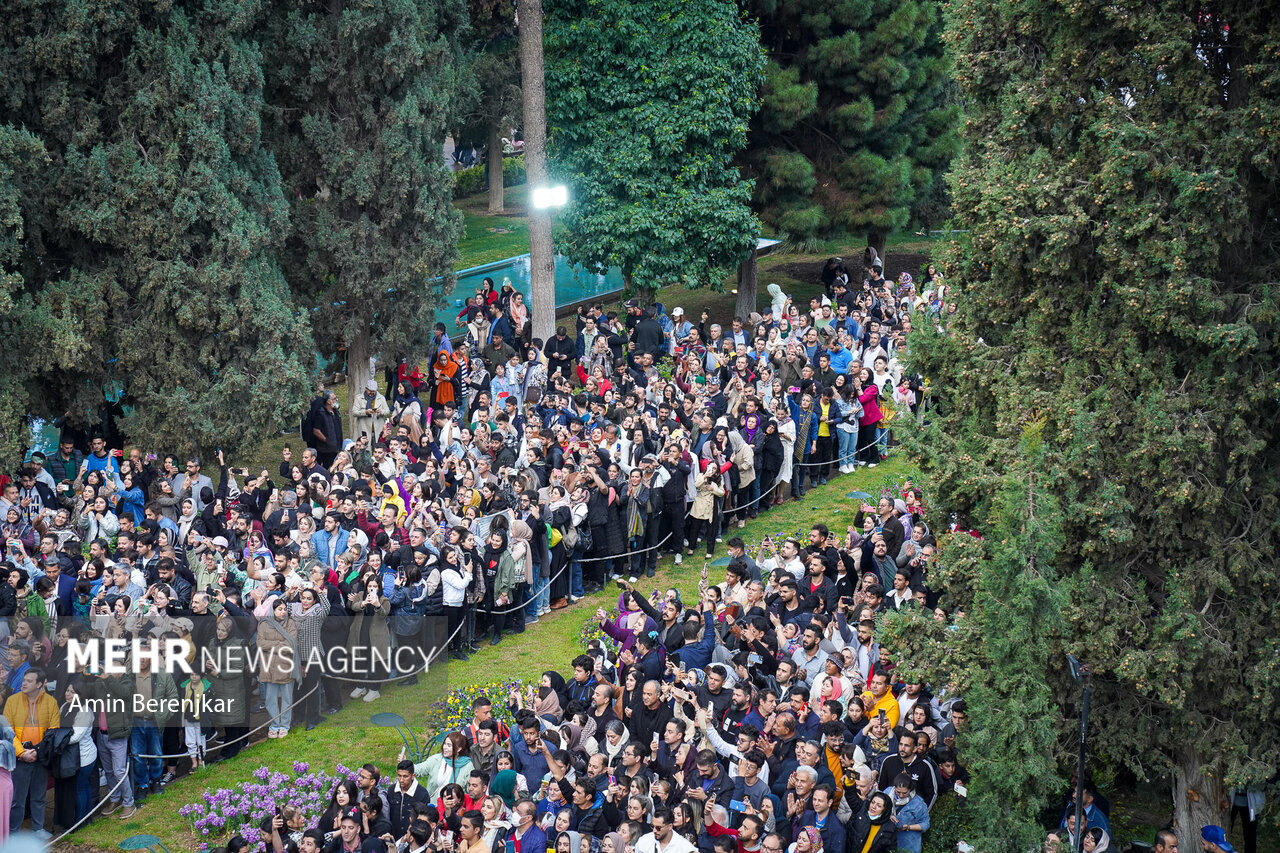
top-left (604, 832), bottom-right (628, 853)
top-left (206, 616), bottom-right (250, 758)
top-left (598, 720), bottom-right (631, 771)
top-left (546, 486), bottom-right (573, 610)
top-left (480, 528), bottom-right (516, 645)
top-left (393, 379), bottom-right (426, 444)
top-left (387, 561), bottom-right (428, 686)
top-left (481, 791), bottom-right (513, 851)
top-left (491, 768), bottom-right (520, 811)
top-left (0, 507), bottom-right (35, 553)
top-left (256, 597), bottom-right (300, 738)
top-left (518, 344), bottom-right (547, 405)
top-left (412, 731), bottom-right (474, 799)
top-left (531, 671), bottom-right (564, 721)
top-left (508, 518), bottom-right (534, 633)
top-left (346, 565), bottom-right (393, 702)
top-left (847, 791), bottom-right (897, 853)
top-left (788, 825), bottom-right (824, 853)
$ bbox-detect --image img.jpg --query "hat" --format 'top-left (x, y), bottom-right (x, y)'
top-left (29, 452), bottom-right (45, 463)
top-left (1201, 827), bottom-right (1234, 853)
top-left (624, 298), bottom-right (639, 309)
top-left (672, 306), bottom-right (684, 316)
top-left (211, 536), bottom-right (230, 549)
top-left (366, 379), bottom-right (378, 391)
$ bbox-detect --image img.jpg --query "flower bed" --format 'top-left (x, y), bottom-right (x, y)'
top-left (179, 762), bottom-right (341, 842)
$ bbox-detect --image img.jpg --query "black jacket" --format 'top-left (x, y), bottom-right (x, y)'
top-left (632, 318), bottom-right (665, 359)
top-left (877, 753), bottom-right (939, 809)
top-left (387, 780), bottom-right (430, 836)
top-left (542, 335), bottom-right (576, 375)
top-left (846, 808), bottom-right (897, 853)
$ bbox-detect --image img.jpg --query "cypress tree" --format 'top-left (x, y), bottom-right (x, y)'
top-left (0, 0), bottom-right (315, 454)
top-left (0, 127), bottom-right (46, 459)
top-left (262, 0), bottom-right (467, 434)
top-left (898, 2), bottom-right (1280, 848)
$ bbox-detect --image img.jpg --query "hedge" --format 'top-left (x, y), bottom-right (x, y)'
top-left (453, 154), bottom-right (527, 198)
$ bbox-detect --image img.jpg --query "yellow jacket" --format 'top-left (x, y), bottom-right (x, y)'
top-left (4, 690), bottom-right (60, 757)
top-left (862, 690), bottom-right (900, 729)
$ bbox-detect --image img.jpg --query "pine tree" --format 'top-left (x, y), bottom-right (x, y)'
top-left (0, 0), bottom-right (315, 454)
top-left (262, 0), bottom-right (467, 434)
top-left (543, 0), bottom-right (764, 295)
top-left (742, 0), bottom-right (959, 261)
top-left (901, 2), bottom-right (1280, 848)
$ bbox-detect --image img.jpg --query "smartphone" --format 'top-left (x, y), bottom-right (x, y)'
top-left (729, 800), bottom-right (747, 813)
top-left (878, 709), bottom-right (887, 720)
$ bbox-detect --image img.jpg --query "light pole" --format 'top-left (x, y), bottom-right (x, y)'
top-left (1067, 654), bottom-right (1093, 853)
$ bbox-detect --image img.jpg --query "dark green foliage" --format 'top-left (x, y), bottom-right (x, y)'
top-left (921, 794), bottom-right (975, 853)
top-left (899, 0), bottom-right (1280, 846)
top-left (262, 0), bottom-right (467, 370)
top-left (544, 0), bottom-right (764, 292)
top-left (742, 0), bottom-right (960, 246)
top-left (0, 126), bottom-right (46, 460)
top-left (883, 427), bottom-right (1066, 851)
top-left (0, 0), bottom-right (315, 455)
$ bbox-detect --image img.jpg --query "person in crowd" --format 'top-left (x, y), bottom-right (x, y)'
top-left (0, 272), bottom-right (989, 844)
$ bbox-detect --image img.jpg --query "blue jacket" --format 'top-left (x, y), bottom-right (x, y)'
top-left (893, 795), bottom-right (930, 853)
top-left (676, 611), bottom-right (717, 671)
top-left (827, 345), bottom-right (853, 375)
top-left (796, 809), bottom-right (845, 853)
top-left (512, 824), bottom-right (546, 853)
top-left (311, 526), bottom-right (350, 569)
top-left (787, 397), bottom-right (820, 449)
top-left (510, 733), bottom-right (552, 787)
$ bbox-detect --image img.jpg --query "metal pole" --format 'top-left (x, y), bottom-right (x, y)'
top-left (1073, 668), bottom-right (1092, 853)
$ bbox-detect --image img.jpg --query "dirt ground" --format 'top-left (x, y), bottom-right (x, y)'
top-left (768, 251), bottom-right (931, 291)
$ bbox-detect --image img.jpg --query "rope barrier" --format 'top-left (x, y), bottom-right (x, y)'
top-left (50, 759), bottom-right (132, 844)
top-left (54, 436), bottom-right (894, 837)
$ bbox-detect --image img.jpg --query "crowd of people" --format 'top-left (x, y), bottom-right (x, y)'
top-left (0, 252), bottom-right (1232, 853)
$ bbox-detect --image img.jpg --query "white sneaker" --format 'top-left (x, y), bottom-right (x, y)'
top-left (868, 463), bottom-right (878, 468)
top-left (674, 553), bottom-right (683, 565)
top-left (628, 576), bottom-right (638, 584)
top-left (715, 537), bottom-right (723, 543)
top-left (362, 690), bottom-right (381, 703)
top-left (350, 687), bottom-right (367, 699)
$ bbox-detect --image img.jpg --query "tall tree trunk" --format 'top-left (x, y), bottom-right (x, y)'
top-left (1173, 746), bottom-right (1227, 852)
top-left (735, 248), bottom-right (759, 319)
top-left (346, 326), bottom-right (373, 441)
top-left (518, 0), bottom-right (556, 345)
top-left (487, 122), bottom-right (504, 214)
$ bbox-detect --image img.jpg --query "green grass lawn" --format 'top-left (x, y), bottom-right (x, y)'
top-left (68, 456), bottom-right (915, 851)
top-left (68, 192), bottom-right (940, 850)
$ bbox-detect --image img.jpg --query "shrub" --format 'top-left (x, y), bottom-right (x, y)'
top-left (452, 155), bottom-right (526, 199)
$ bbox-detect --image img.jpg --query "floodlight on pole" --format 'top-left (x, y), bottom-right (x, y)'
top-left (531, 184), bottom-right (568, 209)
